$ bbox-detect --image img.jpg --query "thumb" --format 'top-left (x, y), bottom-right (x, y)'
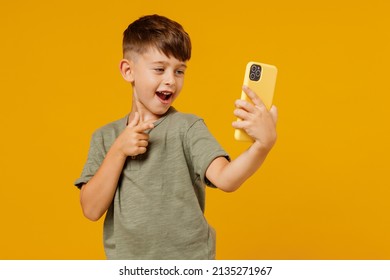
top-left (269, 105), bottom-right (278, 125)
top-left (127, 112), bottom-right (140, 128)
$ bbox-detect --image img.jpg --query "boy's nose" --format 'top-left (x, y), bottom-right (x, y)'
top-left (164, 71), bottom-right (176, 86)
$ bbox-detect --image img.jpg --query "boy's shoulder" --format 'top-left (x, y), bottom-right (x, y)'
top-left (168, 107), bottom-right (202, 125)
top-left (93, 115), bottom-right (128, 139)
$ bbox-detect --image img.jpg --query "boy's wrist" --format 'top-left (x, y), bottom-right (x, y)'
top-left (251, 140), bottom-right (273, 155)
top-left (109, 140), bottom-right (128, 161)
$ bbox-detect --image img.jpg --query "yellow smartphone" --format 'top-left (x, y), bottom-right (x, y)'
top-left (234, 61), bottom-right (278, 141)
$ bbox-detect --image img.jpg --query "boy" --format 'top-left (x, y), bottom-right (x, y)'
top-left (75, 14), bottom-right (277, 260)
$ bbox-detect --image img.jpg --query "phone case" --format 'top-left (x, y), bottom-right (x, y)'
top-left (234, 61), bottom-right (278, 141)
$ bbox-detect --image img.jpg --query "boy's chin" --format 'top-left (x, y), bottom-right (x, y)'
top-left (150, 106), bottom-right (171, 117)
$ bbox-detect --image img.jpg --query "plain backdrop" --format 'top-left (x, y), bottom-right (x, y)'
top-left (0, 0), bottom-right (389, 259)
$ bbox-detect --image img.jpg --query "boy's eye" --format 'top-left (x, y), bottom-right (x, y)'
top-left (176, 70), bottom-right (185, 75)
top-left (154, 68), bottom-right (164, 73)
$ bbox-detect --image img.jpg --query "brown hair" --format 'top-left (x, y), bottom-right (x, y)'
top-left (123, 14), bottom-right (191, 61)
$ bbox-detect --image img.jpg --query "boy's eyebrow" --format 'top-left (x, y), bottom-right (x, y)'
top-left (151, 61), bottom-right (187, 68)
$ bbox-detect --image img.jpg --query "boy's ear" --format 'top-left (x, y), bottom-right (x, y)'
top-left (119, 59), bottom-right (135, 83)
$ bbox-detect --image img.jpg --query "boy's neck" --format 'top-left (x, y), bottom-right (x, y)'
top-left (128, 104), bottom-right (171, 124)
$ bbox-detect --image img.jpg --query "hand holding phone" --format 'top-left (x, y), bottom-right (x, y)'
top-left (234, 62), bottom-right (278, 142)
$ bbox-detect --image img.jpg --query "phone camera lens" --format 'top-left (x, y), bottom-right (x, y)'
top-left (249, 64), bottom-right (262, 81)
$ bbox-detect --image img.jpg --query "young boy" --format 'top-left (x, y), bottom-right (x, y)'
top-left (75, 14), bottom-right (277, 260)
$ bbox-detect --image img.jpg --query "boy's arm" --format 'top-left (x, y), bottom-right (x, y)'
top-left (206, 86), bottom-right (278, 192)
top-left (80, 113), bottom-right (154, 221)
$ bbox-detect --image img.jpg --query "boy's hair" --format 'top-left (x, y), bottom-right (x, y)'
top-left (123, 14), bottom-right (191, 61)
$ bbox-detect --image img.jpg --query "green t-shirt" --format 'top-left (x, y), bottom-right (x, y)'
top-left (75, 107), bottom-right (229, 259)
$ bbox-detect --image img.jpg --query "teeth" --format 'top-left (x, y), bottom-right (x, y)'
top-left (156, 91), bottom-right (172, 101)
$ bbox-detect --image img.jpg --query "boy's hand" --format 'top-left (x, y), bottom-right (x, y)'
top-left (232, 85), bottom-right (278, 151)
top-left (115, 112), bottom-right (154, 158)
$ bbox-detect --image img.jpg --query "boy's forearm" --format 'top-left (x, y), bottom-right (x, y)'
top-left (80, 142), bottom-right (127, 221)
top-left (208, 142), bottom-right (271, 192)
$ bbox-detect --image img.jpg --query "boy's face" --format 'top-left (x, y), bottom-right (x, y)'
top-left (127, 47), bottom-right (187, 120)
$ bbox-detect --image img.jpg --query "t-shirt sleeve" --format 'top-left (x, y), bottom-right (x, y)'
top-left (74, 130), bottom-right (106, 189)
top-left (185, 119), bottom-right (230, 188)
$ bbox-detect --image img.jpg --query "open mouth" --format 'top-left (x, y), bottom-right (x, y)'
top-left (156, 91), bottom-right (173, 102)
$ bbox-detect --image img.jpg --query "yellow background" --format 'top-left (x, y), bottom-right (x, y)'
top-left (1, 0), bottom-right (389, 259)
